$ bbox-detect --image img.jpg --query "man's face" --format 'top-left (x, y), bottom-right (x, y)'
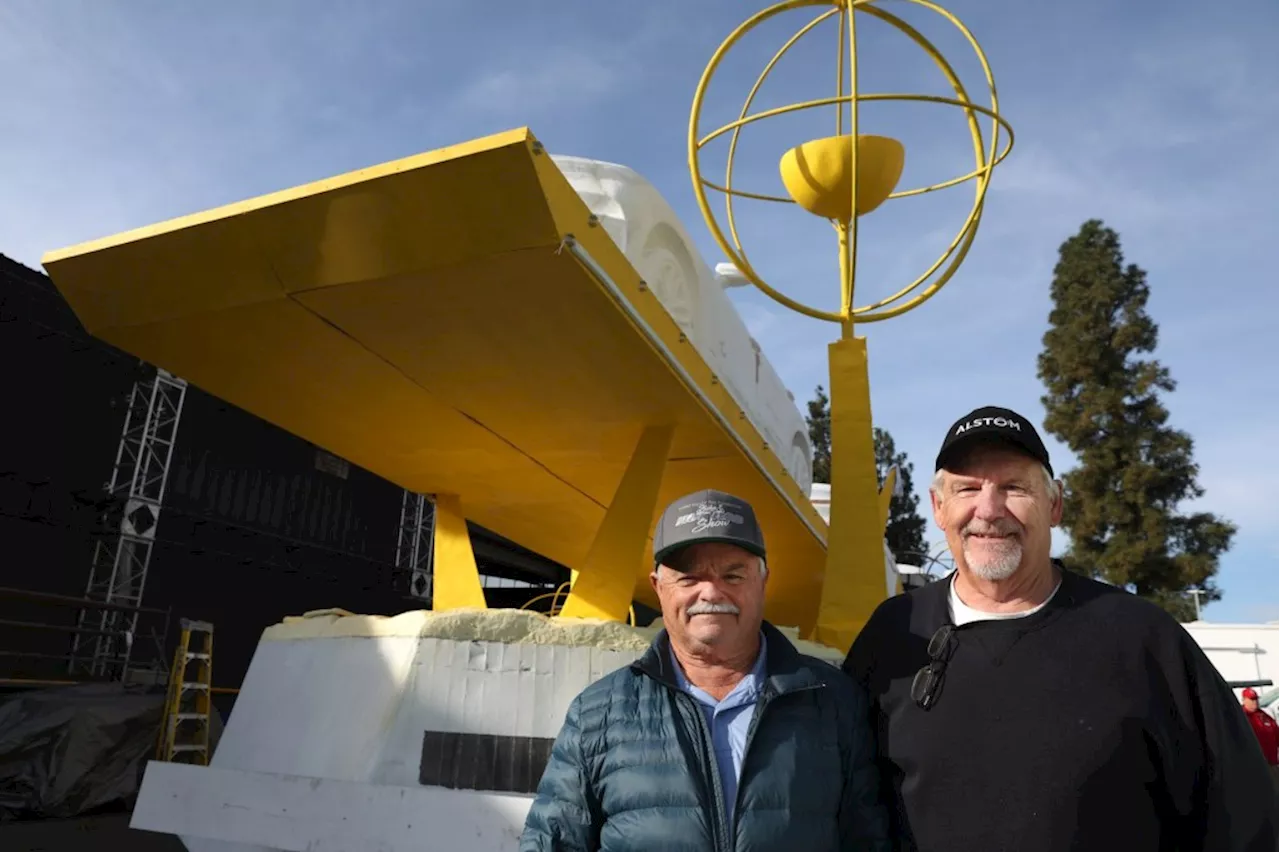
top-left (930, 443), bottom-right (1062, 582)
top-left (649, 542), bottom-right (766, 655)
top-left (1245, 697), bottom-right (1260, 712)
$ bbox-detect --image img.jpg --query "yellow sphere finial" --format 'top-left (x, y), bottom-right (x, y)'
top-left (779, 134), bottom-right (905, 221)
top-left (687, 0), bottom-right (1013, 326)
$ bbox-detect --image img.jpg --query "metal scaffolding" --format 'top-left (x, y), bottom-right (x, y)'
top-left (396, 491), bottom-right (435, 603)
top-left (70, 367), bottom-right (188, 682)
top-left (1, 585), bottom-right (172, 685)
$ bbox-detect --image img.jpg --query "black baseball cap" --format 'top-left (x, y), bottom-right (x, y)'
top-left (935, 406), bottom-right (1053, 477)
top-left (652, 489), bottom-right (766, 568)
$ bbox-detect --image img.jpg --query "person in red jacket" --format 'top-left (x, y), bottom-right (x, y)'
top-left (1242, 688), bottom-right (1278, 785)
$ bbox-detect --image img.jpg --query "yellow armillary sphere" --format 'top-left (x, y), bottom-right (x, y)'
top-left (687, 0), bottom-right (1014, 650)
top-left (688, 0), bottom-right (1014, 336)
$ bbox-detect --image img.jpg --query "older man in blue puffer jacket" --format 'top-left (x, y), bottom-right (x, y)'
top-left (520, 489), bottom-right (890, 851)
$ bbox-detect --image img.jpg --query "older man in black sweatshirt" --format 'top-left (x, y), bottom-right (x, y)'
top-left (844, 406), bottom-right (1278, 852)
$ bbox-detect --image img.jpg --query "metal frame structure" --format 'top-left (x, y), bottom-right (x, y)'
top-left (0, 585), bottom-right (172, 685)
top-left (70, 367), bottom-right (188, 681)
top-left (396, 491), bottom-right (435, 603)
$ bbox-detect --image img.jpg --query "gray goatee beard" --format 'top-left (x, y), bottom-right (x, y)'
top-left (962, 519), bottom-right (1023, 581)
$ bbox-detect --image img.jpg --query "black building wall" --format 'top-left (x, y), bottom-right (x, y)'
top-left (0, 253), bottom-right (568, 698)
top-left (0, 253), bottom-right (142, 677)
top-left (120, 382), bottom-right (417, 693)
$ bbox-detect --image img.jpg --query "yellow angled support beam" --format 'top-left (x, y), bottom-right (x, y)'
top-left (878, 465), bottom-right (897, 532)
top-left (879, 466), bottom-right (901, 596)
top-left (559, 424), bottom-right (675, 621)
top-left (431, 493), bottom-right (486, 611)
top-left (812, 337), bottom-right (884, 652)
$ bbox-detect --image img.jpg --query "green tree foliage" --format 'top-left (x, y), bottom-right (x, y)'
top-left (873, 427), bottom-right (928, 566)
top-left (805, 386), bottom-right (927, 564)
top-left (807, 385), bottom-right (831, 485)
top-left (1037, 219), bottom-right (1235, 621)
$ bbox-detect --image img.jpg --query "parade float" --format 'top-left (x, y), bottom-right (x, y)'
top-left (40, 0), bottom-right (1010, 847)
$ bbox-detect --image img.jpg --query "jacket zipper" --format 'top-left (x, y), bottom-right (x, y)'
top-left (728, 683), bottom-right (825, 845)
top-left (726, 689), bottom-right (773, 848)
top-left (662, 662), bottom-right (828, 851)
top-left (675, 690), bottom-right (734, 852)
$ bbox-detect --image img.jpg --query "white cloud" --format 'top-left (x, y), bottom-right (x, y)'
top-left (458, 53), bottom-right (622, 113)
top-left (450, 3), bottom-right (692, 118)
top-left (737, 300), bottom-right (784, 341)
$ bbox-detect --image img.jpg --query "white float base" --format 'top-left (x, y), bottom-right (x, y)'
top-left (132, 761), bottom-right (535, 852)
top-left (127, 608), bottom-right (842, 850)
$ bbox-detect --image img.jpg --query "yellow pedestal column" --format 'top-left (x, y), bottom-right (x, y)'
top-left (431, 493), bottom-right (487, 611)
top-left (559, 424), bottom-right (675, 622)
top-left (812, 337), bottom-right (885, 652)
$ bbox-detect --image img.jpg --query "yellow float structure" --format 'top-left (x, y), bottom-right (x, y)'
top-left (42, 0), bottom-right (1010, 655)
top-left (41, 129), bottom-right (830, 634)
top-left (47, 3), bottom-right (1020, 849)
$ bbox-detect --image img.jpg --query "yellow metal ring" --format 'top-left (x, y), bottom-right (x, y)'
top-left (688, 0), bottom-right (1013, 326)
top-left (724, 6), bottom-right (842, 289)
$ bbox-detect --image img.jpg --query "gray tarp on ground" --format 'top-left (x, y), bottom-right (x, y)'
top-left (0, 683), bottom-right (219, 820)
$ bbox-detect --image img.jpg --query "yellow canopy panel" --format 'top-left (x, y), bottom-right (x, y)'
top-left (42, 128), bottom-right (829, 631)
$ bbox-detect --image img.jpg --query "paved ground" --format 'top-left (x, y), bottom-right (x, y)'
top-left (0, 812), bottom-right (183, 852)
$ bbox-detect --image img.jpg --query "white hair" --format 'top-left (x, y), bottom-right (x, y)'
top-left (930, 465), bottom-right (1060, 501)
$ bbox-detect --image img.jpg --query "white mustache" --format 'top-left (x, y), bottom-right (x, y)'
top-left (686, 602), bottom-right (740, 616)
top-left (963, 519), bottom-right (1022, 538)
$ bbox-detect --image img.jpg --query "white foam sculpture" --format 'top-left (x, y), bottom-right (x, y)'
top-left (129, 156), bottom-right (833, 851)
top-left (552, 155), bottom-right (814, 498)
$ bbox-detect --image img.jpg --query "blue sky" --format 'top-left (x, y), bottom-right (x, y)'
top-left (2, 0), bottom-right (1275, 621)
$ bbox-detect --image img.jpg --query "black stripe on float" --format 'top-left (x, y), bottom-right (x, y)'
top-left (419, 731), bottom-right (555, 794)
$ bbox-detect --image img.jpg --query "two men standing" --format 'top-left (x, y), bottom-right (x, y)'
top-left (523, 406), bottom-right (1277, 850)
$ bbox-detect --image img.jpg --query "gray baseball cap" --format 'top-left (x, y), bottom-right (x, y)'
top-left (652, 489), bottom-right (766, 568)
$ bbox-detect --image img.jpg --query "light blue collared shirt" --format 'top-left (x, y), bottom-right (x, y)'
top-left (670, 633), bottom-right (768, 821)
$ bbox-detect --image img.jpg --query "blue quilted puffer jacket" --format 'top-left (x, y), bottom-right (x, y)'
top-left (520, 621), bottom-right (890, 851)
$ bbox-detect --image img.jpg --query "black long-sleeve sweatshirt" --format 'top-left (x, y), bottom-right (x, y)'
top-left (843, 566), bottom-right (1279, 852)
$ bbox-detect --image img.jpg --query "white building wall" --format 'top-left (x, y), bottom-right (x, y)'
top-left (1181, 621), bottom-right (1280, 700)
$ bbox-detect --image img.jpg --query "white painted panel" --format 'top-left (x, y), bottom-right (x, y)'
top-left (132, 762), bottom-right (534, 852)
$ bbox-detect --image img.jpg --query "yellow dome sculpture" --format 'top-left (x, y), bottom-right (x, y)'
top-left (688, 0), bottom-right (1014, 649)
top-left (780, 134), bottom-right (904, 220)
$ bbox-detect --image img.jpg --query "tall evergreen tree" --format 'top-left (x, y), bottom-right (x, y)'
top-left (873, 427), bottom-right (928, 566)
top-left (807, 385), bottom-right (831, 485)
top-left (1037, 219), bottom-right (1235, 621)
top-left (804, 386), bottom-right (927, 563)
